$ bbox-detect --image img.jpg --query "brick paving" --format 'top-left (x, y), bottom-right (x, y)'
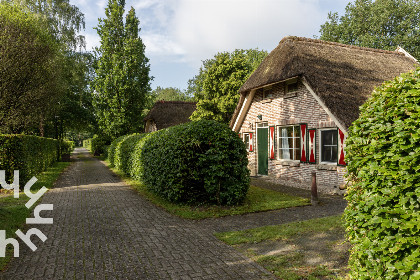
top-left (1, 148), bottom-right (274, 280)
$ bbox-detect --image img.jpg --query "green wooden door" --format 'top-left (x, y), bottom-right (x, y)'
top-left (257, 127), bottom-right (268, 175)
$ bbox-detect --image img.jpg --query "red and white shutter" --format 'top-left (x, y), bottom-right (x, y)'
top-left (249, 132), bottom-right (253, 152)
top-left (308, 129), bottom-right (316, 164)
top-left (300, 124), bottom-right (307, 162)
top-left (338, 129), bottom-right (346, 166)
top-left (269, 126), bottom-right (275, 159)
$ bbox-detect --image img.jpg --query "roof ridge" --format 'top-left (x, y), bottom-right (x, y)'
top-left (280, 36), bottom-right (405, 57)
top-left (156, 100), bottom-right (196, 104)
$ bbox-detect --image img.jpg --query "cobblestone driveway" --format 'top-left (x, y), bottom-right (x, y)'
top-left (1, 148), bottom-right (274, 280)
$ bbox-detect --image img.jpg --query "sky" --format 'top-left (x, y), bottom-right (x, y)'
top-left (70, 0), bottom-right (350, 91)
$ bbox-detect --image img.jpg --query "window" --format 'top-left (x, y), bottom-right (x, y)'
top-left (321, 130), bottom-right (338, 163)
top-left (277, 126), bottom-right (300, 160)
top-left (243, 133), bottom-right (250, 152)
top-left (263, 86), bottom-right (273, 99)
top-left (285, 78), bottom-right (299, 94)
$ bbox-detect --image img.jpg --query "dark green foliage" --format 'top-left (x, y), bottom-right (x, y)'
top-left (141, 120), bottom-right (249, 205)
top-left (188, 49), bottom-right (267, 124)
top-left (319, 0), bottom-right (420, 60)
top-left (345, 69), bottom-right (420, 279)
top-left (59, 140), bottom-right (74, 155)
top-left (114, 133), bottom-right (146, 175)
top-left (107, 135), bottom-right (127, 167)
top-left (108, 120), bottom-right (250, 205)
top-left (0, 135), bottom-right (62, 185)
top-left (92, 1), bottom-right (151, 138)
top-left (90, 134), bottom-right (111, 156)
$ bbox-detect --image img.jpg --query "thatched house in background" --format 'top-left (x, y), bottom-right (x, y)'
top-left (230, 36), bottom-right (418, 193)
top-left (144, 101), bottom-right (197, 132)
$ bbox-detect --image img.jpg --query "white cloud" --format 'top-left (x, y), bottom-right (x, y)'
top-left (168, 0), bottom-right (330, 66)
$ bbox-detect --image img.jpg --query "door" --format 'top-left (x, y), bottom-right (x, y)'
top-left (257, 124), bottom-right (268, 175)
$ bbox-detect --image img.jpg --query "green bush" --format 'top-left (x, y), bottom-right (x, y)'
top-left (0, 135), bottom-right (60, 185)
top-left (83, 138), bottom-right (91, 150)
top-left (60, 140), bottom-right (74, 155)
top-left (141, 120), bottom-right (249, 205)
top-left (114, 134), bottom-right (146, 175)
top-left (345, 69), bottom-right (420, 279)
top-left (108, 135), bottom-right (128, 167)
top-left (90, 135), bottom-right (111, 156)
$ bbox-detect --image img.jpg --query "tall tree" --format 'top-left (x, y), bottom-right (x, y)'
top-left (92, 0), bottom-right (151, 138)
top-left (189, 49), bottom-right (267, 124)
top-left (4, 0), bottom-right (85, 50)
top-left (319, 0), bottom-right (420, 59)
top-left (0, 3), bottom-right (64, 135)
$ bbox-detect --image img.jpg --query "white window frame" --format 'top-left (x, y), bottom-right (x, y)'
top-left (319, 128), bottom-right (338, 165)
top-left (277, 125), bottom-right (301, 161)
top-left (243, 133), bottom-right (251, 152)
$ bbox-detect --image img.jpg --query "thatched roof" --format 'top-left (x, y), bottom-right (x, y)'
top-left (144, 101), bottom-right (197, 130)
top-left (233, 36), bottom-right (418, 130)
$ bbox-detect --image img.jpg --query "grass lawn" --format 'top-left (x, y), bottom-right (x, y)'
top-left (106, 163), bottom-right (310, 219)
top-left (0, 161), bottom-right (70, 271)
top-left (215, 215), bottom-right (349, 280)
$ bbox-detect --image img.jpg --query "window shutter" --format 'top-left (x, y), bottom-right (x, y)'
top-left (300, 124), bottom-right (307, 162)
top-left (249, 132), bottom-right (253, 152)
top-left (308, 129), bottom-right (316, 164)
top-left (269, 126), bottom-right (275, 159)
top-left (338, 129), bottom-right (346, 166)
top-left (238, 133), bottom-right (242, 139)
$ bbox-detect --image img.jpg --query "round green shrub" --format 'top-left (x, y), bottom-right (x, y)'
top-left (345, 69), bottom-right (420, 279)
top-left (140, 120), bottom-right (250, 205)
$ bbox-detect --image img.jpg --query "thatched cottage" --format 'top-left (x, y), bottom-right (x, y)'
top-left (144, 101), bottom-right (196, 132)
top-left (230, 36), bottom-right (418, 193)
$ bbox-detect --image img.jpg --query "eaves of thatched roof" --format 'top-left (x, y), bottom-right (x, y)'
top-left (144, 101), bottom-right (197, 130)
top-left (231, 36), bottom-right (418, 130)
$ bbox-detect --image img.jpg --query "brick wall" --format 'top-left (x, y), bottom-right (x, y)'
top-left (239, 80), bottom-right (347, 194)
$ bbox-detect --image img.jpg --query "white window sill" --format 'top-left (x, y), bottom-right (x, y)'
top-left (317, 163), bottom-right (337, 171)
top-left (276, 160), bottom-right (300, 167)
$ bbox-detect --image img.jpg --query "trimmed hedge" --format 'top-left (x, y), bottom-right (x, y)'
top-left (83, 135), bottom-right (110, 156)
top-left (0, 135), bottom-right (61, 185)
top-left (108, 120), bottom-right (250, 205)
top-left (114, 134), bottom-right (147, 175)
top-left (345, 69), bottom-right (420, 279)
top-left (83, 138), bottom-right (91, 150)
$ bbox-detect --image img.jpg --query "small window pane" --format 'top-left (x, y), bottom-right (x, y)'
top-left (244, 134), bottom-right (250, 151)
top-left (321, 130), bottom-right (338, 162)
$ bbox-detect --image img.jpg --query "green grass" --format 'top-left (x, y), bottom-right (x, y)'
top-left (106, 163), bottom-right (310, 219)
top-left (215, 215), bottom-right (347, 280)
top-left (0, 161), bottom-right (70, 271)
top-left (215, 215), bottom-right (344, 245)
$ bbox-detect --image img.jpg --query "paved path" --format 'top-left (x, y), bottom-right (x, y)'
top-left (1, 148), bottom-right (274, 280)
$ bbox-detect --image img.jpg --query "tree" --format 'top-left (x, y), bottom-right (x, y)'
top-left (0, 3), bottom-right (64, 135)
top-left (92, 0), bottom-right (151, 138)
top-left (5, 0), bottom-right (85, 50)
top-left (188, 49), bottom-right (267, 124)
top-left (319, 0), bottom-right (420, 59)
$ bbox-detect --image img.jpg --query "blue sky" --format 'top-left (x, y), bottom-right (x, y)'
top-left (70, 0), bottom-right (349, 91)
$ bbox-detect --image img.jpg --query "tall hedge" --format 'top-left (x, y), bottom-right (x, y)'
top-left (141, 120), bottom-right (249, 205)
top-left (0, 135), bottom-right (61, 185)
top-left (345, 69), bottom-right (420, 279)
top-left (114, 134), bottom-right (147, 176)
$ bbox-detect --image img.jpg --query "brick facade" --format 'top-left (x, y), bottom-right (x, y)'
top-left (238, 80), bottom-right (347, 194)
